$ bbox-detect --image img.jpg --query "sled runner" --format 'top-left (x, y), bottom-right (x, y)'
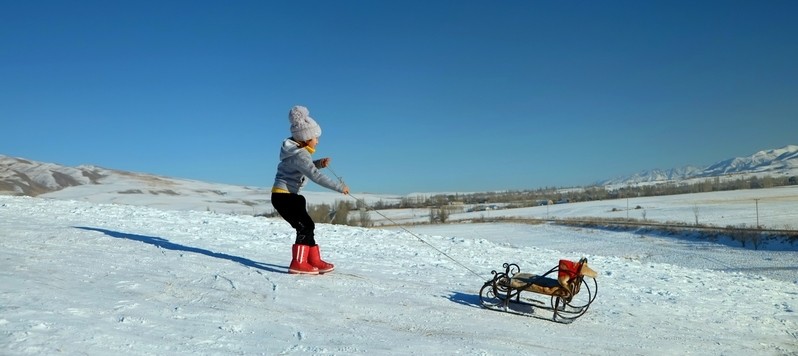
top-left (479, 258), bottom-right (598, 323)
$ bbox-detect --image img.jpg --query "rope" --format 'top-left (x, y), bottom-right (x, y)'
top-left (327, 166), bottom-right (488, 281)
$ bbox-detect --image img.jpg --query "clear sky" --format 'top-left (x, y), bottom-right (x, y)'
top-left (2, 1), bottom-right (796, 194)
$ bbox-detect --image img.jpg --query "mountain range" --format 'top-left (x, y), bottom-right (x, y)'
top-left (2, 145), bottom-right (797, 212)
top-left (598, 145), bottom-right (798, 186)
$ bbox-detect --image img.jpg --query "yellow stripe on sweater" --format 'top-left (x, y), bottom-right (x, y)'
top-left (271, 187), bottom-right (290, 194)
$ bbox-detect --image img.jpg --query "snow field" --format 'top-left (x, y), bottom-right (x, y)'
top-left (1, 195), bottom-right (797, 355)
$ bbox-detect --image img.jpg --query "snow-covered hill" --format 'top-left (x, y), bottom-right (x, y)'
top-left (703, 145), bottom-right (798, 176)
top-left (600, 145), bottom-right (798, 186)
top-left (601, 166), bottom-right (705, 185)
top-left (0, 145), bottom-right (798, 214)
top-left (2, 145), bottom-right (797, 215)
top-left (0, 155), bottom-right (398, 214)
top-left (0, 155), bottom-right (106, 195)
top-left (1, 195), bottom-right (797, 355)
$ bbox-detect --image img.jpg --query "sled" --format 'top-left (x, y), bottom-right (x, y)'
top-left (479, 258), bottom-right (598, 323)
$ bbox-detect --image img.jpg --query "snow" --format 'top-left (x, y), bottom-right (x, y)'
top-left (2, 192), bottom-right (798, 355)
top-left (36, 173), bottom-right (399, 216)
top-left (370, 185), bottom-right (798, 231)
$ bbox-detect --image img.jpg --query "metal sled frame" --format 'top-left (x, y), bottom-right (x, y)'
top-left (479, 258), bottom-right (598, 323)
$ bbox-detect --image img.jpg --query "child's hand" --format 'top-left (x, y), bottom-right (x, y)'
top-left (342, 185), bottom-right (350, 195)
top-left (319, 157), bottom-right (331, 168)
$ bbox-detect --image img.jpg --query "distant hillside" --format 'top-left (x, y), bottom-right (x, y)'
top-left (702, 145), bottom-right (798, 176)
top-left (3, 145), bottom-right (796, 213)
top-left (600, 145), bottom-right (798, 186)
top-left (0, 156), bottom-right (108, 195)
top-left (0, 155), bottom-right (397, 214)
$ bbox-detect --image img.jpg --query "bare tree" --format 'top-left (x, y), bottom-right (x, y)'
top-left (331, 200), bottom-right (350, 225)
top-left (308, 203), bottom-right (332, 223)
top-left (693, 204), bottom-right (700, 225)
top-left (357, 207), bottom-right (372, 227)
top-left (429, 207), bottom-right (450, 224)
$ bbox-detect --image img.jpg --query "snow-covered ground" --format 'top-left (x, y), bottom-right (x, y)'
top-left (369, 185), bottom-right (798, 231)
top-left (1, 193), bottom-right (797, 355)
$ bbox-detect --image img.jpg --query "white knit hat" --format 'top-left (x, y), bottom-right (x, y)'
top-left (288, 105), bottom-right (322, 142)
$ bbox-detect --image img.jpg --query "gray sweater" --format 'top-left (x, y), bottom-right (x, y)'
top-left (272, 138), bottom-right (345, 194)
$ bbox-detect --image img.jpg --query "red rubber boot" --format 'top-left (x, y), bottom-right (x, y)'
top-left (307, 245), bottom-right (335, 274)
top-left (289, 244), bottom-right (319, 275)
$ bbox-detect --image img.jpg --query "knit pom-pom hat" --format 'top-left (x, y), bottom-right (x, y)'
top-left (288, 105), bottom-right (322, 142)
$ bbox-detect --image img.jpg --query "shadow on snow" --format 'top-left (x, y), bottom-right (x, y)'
top-left (448, 291), bottom-right (483, 309)
top-left (73, 226), bottom-right (287, 274)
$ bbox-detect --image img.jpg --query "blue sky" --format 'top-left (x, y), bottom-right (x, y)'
top-left (2, 1), bottom-right (796, 194)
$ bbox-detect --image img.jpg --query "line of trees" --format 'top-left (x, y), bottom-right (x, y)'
top-left (306, 200), bottom-right (373, 227)
top-left (260, 174), bottom-right (796, 227)
top-left (385, 174), bottom-right (798, 210)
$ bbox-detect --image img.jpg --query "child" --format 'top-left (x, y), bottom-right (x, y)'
top-left (271, 105), bottom-right (350, 275)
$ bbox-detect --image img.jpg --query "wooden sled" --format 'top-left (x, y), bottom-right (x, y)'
top-left (479, 258), bottom-right (598, 323)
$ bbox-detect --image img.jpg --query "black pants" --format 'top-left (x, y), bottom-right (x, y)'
top-left (271, 193), bottom-right (316, 246)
